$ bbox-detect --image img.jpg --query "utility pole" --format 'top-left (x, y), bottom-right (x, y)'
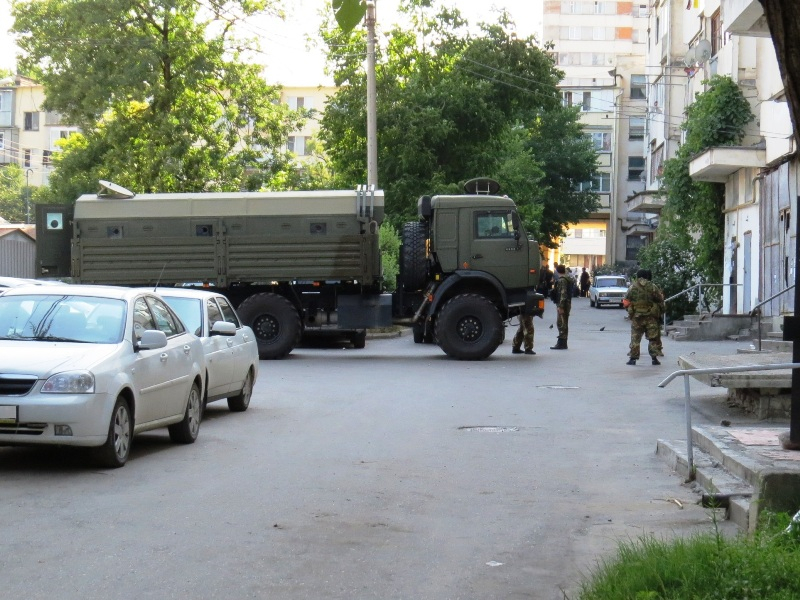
top-left (25, 168), bottom-right (33, 224)
top-left (365, 0), bottom-right (378, 187)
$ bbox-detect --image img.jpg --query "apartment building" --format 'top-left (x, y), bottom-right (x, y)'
top-left (689, 0), bottom-right (793, 319)
top-left (542, 0), bottom-right (649, 271)
top-left (0, 75), bottom-right (79, 188)
top-left (280, 85), bottom-right (337, 164)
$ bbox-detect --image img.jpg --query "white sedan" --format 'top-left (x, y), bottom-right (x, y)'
top-left (588, 275), bottom-right (629, 308)
top-left (151, 288), bottom-right (259, 413)
top-left (0, 285), bottom-right (205, 468)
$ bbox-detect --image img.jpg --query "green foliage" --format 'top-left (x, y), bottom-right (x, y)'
top-left (379, 223), bottom-right (401, 292)
top-left (0, 164), bottom-right (27, 222)
top-left (13, 0), bottom-right (304, 198)
top-left (637, 237), bottom-right (698, 320)
top-left (318, 1), bottom-right (598, 243)
top-left (657, 75), bottom-right (754, 286)
top-left (333, 0), bottom-right (366, 32)
top-left (579, 512), bottom-right (800, 599)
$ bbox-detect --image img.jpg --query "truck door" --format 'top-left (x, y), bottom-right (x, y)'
top-left (35, 204), bottom-right (74, 279)
top-left (466, 209), bottom-right (529, 289)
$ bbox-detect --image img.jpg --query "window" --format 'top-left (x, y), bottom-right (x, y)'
top-left (24, 111), bottom-right (39, 131)
top-left (217, 298), bottom-right (241, 327)
top-left (145, 296), bottom-right (184, 337)
top-left (207, 299), bottom-right (223, 329)
top-left (475, 211), bottom-right (515, 239)
top-left (628, 156), bottom-right (645, 181)
top-left (582, 91), bottom-right (592, 111)
top-left (633, 3), bottom-right (648, 17)
top-left (630, 75), bottom-right (647, 100)
top-left (43, 150), bottom-right (52, 166)
top-left (711, 10), bottom-right (723, 56)
top-left (0, 132), bottom-right (4, 150)
top-left (0, 90), bottom-right (11, 127)
top-left (629, 117), bottom-right (645, 140)
top-left (626, 234), bottom-right (648, 261)
top-left (288, 135), bottom-right (311, 156)
top-left (24, 149), bottom-right (31, 168)
top-left (588, 132), bottom-right (611, 152)
top-left (592, 173), bottom-right (611, 192)
top-left (650, 145), bottom-right (665, 180)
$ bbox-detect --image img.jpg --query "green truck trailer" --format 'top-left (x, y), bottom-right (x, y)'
top-left (36, 178), bottom-right (544, 360)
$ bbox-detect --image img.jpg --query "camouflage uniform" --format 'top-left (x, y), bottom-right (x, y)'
top-left (625, 277), bottom-right (666, 360)
top-left (512, 314), bottom-right (535, 353)
top-left (554, 274), bottom-right (574, 343)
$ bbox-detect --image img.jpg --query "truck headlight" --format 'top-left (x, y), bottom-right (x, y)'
top-left (42, 371), bottom-right (95, 394)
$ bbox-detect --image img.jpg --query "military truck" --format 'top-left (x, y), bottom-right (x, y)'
top-left (36, 178), bottom-right (544, 360)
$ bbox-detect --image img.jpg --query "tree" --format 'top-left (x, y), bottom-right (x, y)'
top-left (0, 164), bottom-right (27, 223)
top-left (655, 75), bottom-right (753, 287)
top-left (12, 0), bottom-right (304, 197)
top-left (319, 1), bottom-right (598, 244)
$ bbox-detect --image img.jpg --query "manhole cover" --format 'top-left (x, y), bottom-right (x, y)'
top-left (537, 385), bottom-right (580, 390)
top-left (458, 426), bottom-right (519, 433)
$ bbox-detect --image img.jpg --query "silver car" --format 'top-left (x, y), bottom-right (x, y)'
top-left (0, 285), bottom-right (205, 467)
top-left (149, 288), bottom-right (259, 413)
top-left (588, 275), bottom-right (629, 308)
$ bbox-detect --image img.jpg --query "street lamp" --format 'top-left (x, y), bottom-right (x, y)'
top-left (25, 168), bottom-right (33, 224)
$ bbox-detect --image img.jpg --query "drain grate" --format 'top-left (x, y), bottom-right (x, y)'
top-left (458, 426), bottom-right (519, 433)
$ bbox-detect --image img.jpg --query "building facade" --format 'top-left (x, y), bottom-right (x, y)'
top-left (0, 75), bottom-right (79, 189)
top-left (279, 85), bottom-right (337, 164)
top-left (542, 0), bottom-right (649, 272)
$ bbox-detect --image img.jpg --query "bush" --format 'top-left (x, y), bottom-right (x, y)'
top-left (379, 223), bottom-right (400, 292)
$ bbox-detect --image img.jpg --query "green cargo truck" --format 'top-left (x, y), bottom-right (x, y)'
top-left (36, 178), bottom-right (544, 360)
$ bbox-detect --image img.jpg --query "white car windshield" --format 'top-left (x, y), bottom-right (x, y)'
top-left (0, 294), bottom-right (126, 343)
top-left (596, 278), bottom-right (626, 288)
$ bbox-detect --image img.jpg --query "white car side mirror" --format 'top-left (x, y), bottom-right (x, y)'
top-left (137, 329), bottom-right (168, 350)
top-left (210, 321), bottom-right (237, 337)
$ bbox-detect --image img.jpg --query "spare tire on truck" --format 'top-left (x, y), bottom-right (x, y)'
top-left (236, 292), bottom-right (302, 359)
top-left (398, 221), bottom-right (428, 292)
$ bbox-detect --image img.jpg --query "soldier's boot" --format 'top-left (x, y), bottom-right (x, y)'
top-left (651, 357), bottom-right (661, 365)
top-left (550, 338), bottom-right (567, 350)
top-left (524, 349), bottom-right (536, 355)
top-left (626, 358), bottom-right (637, 366)
top-left (511, 347), bottom-right (523, 354)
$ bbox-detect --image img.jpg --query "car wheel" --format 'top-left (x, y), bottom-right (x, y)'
top-left (95, 396), bottom-right (132, 468)
top-left (168, 383), bottom-right (202, 443)
top-left (589, 296), bottom-right (595, 307)
top-left (227, 370), bottom-right (253, 413)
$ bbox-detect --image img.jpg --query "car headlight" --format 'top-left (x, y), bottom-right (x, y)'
top-left (42, 371), bottom-right (95, 394)
top-left (599, 292), bottom-right (606, 297)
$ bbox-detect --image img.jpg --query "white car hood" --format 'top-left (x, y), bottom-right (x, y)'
top-left (0, 341), bottom-right (121, 377)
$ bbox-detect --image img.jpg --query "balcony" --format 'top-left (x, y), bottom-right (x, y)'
top-left (723, 0), bottom-right (770, 37)
top-left (689, 146), bottom-right (766, 182)
top-left (625, 190), bottom-right (665, 214)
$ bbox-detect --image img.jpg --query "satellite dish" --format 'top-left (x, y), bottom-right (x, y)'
top-left (695, 40), bottom-right (712, 63)
top-left (683, 46), bottom-right (697, 67)
top-left (98, 180), bottom-right (135, 199)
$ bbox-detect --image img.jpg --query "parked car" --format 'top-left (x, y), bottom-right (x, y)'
top-left (148, 288), bottom-right (259, 413)
top-left (0, 276), bottom-right (66, 290)
top-left (0, 285), bottom-right (205, 467)
top-left (588, 275), bottom-right (629, 308)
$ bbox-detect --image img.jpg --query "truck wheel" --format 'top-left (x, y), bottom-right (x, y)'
top-left (399, 221), bottom-right (428, 291)
top-left (434, 294), bottom-right (503, 360)
top-left (237, 293), bottom-right (301, 359)
top-left (350, 329), bottom-right (367, 349)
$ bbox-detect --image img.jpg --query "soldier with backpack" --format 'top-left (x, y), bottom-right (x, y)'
top-left (623, 269), bottom-right (666, 365)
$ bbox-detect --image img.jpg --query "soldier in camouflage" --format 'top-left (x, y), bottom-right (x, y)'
top-left (623, 269), bottom-right (666, 365)
top-left (550, 264), bottom-right (574, 350)
top-left (511, 309), bottom-right (535, 355)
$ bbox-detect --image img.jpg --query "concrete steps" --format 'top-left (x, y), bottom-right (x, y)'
top-left (657, 426), bottom-right (800, 532)
top-left (666, 314), bottom-right (754, 341)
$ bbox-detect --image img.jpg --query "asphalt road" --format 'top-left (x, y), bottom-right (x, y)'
top-left (1, 297), bottom-right (754, 600)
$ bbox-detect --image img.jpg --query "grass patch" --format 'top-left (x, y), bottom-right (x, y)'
top-left (578, 512), bottom-right (800, 599)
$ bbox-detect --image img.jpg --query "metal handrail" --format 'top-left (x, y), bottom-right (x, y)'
top-left (663, 283), bottom-right (742, 334)
top-left (659, 362), bottom-right (800, 479)
top-left (749, 284), bottom-right (795, 352)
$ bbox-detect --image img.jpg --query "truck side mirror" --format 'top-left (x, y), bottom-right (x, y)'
top-left (511, 213), bottom-right (521, 241)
